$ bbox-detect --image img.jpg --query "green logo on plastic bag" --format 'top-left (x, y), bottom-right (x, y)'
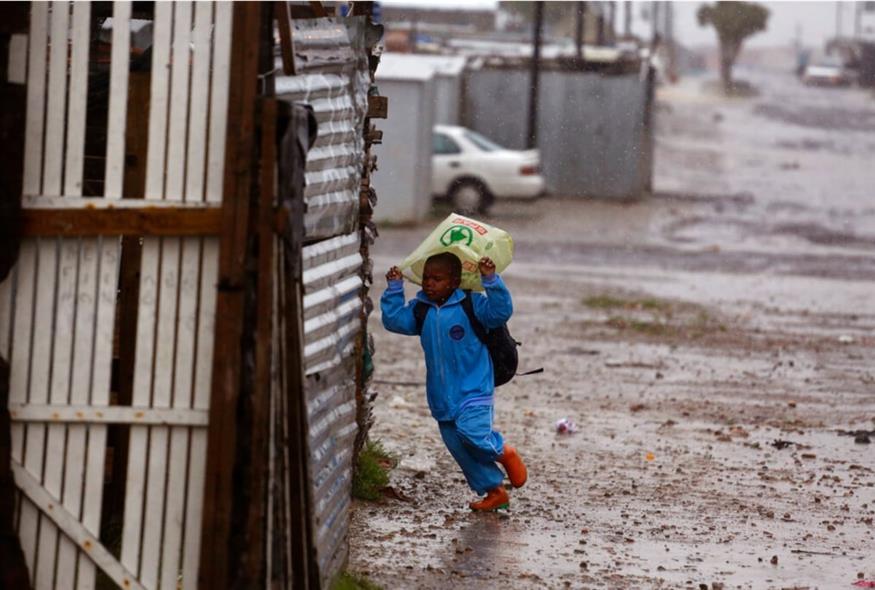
top-left (440, 225), bottom-right (474, 247)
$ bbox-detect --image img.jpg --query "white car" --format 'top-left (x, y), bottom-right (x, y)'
top-left (802, 54), bottom-right (856, 87)
top-left (431, 125), bottom-right (546, 213)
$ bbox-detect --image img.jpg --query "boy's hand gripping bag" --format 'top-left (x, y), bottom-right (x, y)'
top-left (399, 213), bottom-right (514, 291)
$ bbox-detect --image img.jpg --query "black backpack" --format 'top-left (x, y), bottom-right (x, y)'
top-left (413, 290), bottom-right (538, 387)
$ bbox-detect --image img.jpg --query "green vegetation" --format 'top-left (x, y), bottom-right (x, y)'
top-left (586, 292), bottom-right (726, 340)
top-left (606, 316), bottom-right (675, 337)
top-left (583, 294), bottom-right (673, 314)
top-left (332, 572), bottom-right (383, 590)
top-left (697, 2), bottom-right (770, 93)
top-left (352, 439), bottom-right (395, 501)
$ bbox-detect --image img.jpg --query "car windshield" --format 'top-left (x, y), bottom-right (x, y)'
top-left (464, 130), bottom-right (503, 152)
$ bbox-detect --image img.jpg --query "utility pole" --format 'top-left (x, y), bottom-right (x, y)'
top-left (527, 1), bottom-right (544, 150)
top-left (608, 1), bottom-right (616, 44)
top-left (665, 1), bottom-right (675, 82)
top-left (624, 0), bottom-right (632, 38)
top-left (575, 2), bottom-right (587, 64)
top-left (855, 2), bottom-right (863, 38)
top-left (651, 1), bottom-right (661, 46)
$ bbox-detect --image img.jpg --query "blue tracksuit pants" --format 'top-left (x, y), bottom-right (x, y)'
top-left (438, 405), bottom-right (505, 495)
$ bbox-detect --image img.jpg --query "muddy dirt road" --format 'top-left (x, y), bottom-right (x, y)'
top-left (348, 69), bottom-right (875, 589)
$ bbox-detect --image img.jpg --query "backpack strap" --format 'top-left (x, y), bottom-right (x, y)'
top-left (460, 290), bottom-right (488, 344)
top-left (413, 301), bottom-right (429, 335)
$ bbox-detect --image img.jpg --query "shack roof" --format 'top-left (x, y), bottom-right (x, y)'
top-left (376, 53), bottom-right (465, 81)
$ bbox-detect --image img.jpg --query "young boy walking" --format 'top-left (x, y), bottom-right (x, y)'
top-left (381, 252), bottom-right (527, 511)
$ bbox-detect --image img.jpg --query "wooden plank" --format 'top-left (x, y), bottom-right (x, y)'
top-left (63, 1), bottom-right (91, 197)
top-left (58, 3), bottom-right (93, 584)
top-left (14, 5), bottom-right (50, 573)
top-left (82, 3), bottom-right (129, 588)
top-left (22, 2), bottom-right (48, 193)
top-left (20, 207), bottom-right (224, 236)
top-left (9, 405), bottom-right (209, 426)
top-left (182, 4), bottom-right (233, 586)
top-left (275, 1), bottom-right (295, 75)
top-left (198, 3), bottom-right (262, 587)
top-left (160, 2), bottom-right (211, 587)
top-left (31, 3), bottom-right (70, 585)
top-left (367, 95), bottom-right (388, 119)
top-left (22, 195), bottom-right (221, 208)
top-left (140, 2), bottom-right (192, 586)
top-left (122, 0), bottom-right (171, 578)
top-left (104, 0), bottom-right (132, 199)
top-left (109, 69), bottom-right (150, 550)
top-left (11, 462), bottom-right (147, 590)
top-left (0, 274), bottom-right (11, 357)
top-left (308, 1), bottom-right (328, 17)
top-left (43, 0), bottom-right (69, 196)
top-left (240, 97), bottom-right (277, 581)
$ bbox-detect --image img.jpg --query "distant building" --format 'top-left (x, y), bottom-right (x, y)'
top-left (860, 1), bottom-right (875, 41)
top-left (381, 5), bottom-right (496, 33)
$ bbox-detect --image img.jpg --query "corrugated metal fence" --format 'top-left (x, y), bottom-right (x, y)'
top-left (463, 66), bottom-right (655, 200)
top-left (274, 15), bottom-right (374, 588)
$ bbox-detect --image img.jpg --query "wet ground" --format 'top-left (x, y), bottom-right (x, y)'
top-left (348, 68), bottom-right (875, 589)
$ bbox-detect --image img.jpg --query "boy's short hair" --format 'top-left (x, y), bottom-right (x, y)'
top-left (425, 252), bottom-right (462, 280)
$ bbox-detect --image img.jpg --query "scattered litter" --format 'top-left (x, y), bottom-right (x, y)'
top-left (852, 581), bottom-right (875, 588)
top-left (771, 439), bottom-right (805, 450)
top-left (770, 555), bottom-right (778, 565)
top-left (605, 360), bottom-right (662, 369)
top-left (381, 486), bottom-right (412, 502)
top-left (555, 418), bottom-right (577, 434)
top-left (629, 403), bottom-right (647, 413)
top-left (838, 334), bottom-right (855, 344)
top-left (837, 429), bottom-right (875, 445)
top-left (389, 395), bottom-right (409, 409)
top-left (645, 452), bottom-right (655, 462)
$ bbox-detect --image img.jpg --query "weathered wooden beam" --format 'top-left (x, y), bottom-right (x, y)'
top-left (241, 95), bottom-right (277, 585)
top-left (199, 3), bottom-right (263, 588)
top-left (367, 95), bottom-right (388, 119)
top-left (20, 206), bottom-right (223, 236)
top-left (275, 1), bottom-right (295, 75)
top-left (308, 1), bottom-right (329, 17)
top-left (11, 462), bottom-right (147, 590)
top-left (9, 405), bottom-right (209, 426)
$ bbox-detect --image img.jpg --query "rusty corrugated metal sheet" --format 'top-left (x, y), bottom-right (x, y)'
top-left (273, 16), bottom-right (373, 588)
top-left (275, 18), bottom-right (370, 241)
top-left (302, 231), bottom-right (363, 375)
top-left (301, 230), bottom-right (363, 583)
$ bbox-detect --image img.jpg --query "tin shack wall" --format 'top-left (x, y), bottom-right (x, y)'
top-left (275, 16), bottom-right (371, 586)
top-left (463, 67), bottom-right (653, 200)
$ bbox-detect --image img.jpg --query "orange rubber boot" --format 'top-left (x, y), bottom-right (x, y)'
top-left (469, 486), bottom-right (510, 511)
top-left (498, 444), bottom-right (527, 488)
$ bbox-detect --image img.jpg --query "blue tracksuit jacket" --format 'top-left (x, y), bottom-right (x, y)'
top-left (380, 274), bottom-right (513, 422)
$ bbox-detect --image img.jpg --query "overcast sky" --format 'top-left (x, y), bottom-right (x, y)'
top-left (381, 1), bottom-right (857, 49)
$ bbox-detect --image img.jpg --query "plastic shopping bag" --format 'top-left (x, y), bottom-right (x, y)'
top-left (399, 213), bottom-right (514, 291)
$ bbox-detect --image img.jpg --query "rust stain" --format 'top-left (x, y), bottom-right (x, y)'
top-left (76, 411), bottom-right (84, 418)
top-left (96, 411), bottom-right (104, 418)
top-left (135, 411), bottom-right (144, 419)
top-left (83, 540), bottom-right (92, 550)
top-left (52, 412), bottom-right (60, 420)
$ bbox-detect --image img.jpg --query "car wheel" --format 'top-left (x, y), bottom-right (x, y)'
top-left (450, 181), bottom-right (492, 215)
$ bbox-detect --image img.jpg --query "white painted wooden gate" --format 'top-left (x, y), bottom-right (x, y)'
top-left (0, 2), bottom-right (233, 588)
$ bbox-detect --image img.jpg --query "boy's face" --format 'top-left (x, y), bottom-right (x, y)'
top-left (422, 261), bottom-right (460, 305)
